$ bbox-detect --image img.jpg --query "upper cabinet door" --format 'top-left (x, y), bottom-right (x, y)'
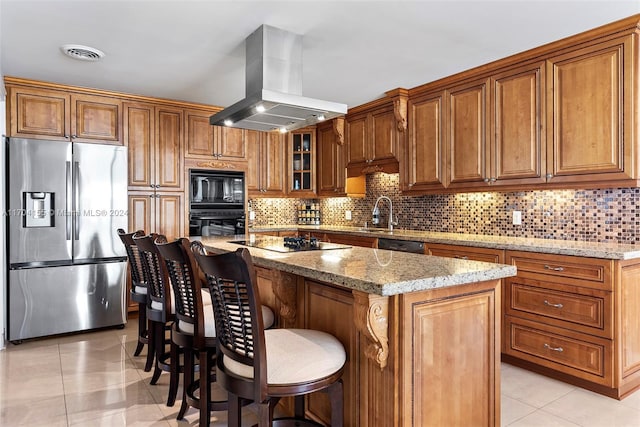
top-left (124, 102), bottom-right (155, 189)
top-left (370, 108), bottom-right (397, 162)
top-left (317, 123), bottom-right (341, 195)
top-left (346, 115), bottom-right (368, 165)
top-left (184, 110), bottom-right (215, 158)
top-left (155, 106), bottom-right (183, 190)
top-left (446, 79), bottom-right (490, 188)
top-left (8, 86), bottom-right (70, 140)
top-left (216, 127), bottom-right (247, 160)
top-left (547, 35), bottom-right (634, 183)
top-left (491, 63), bottom-right (546, 185)
top-left (71, 94), bottom-right (122, 145)
top-left (262, 132), bottom-right (286, 195)
top-left (404, 91), bottom-right (446, 192)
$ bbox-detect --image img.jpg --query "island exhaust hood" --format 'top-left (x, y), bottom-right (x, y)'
top-left (210, 25), bottom-right (347, 132)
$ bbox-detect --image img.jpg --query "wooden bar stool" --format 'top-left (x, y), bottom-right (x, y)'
top-left (117, 228), bottom-right (153, 372)
top-left (155, 237), bottom-right (227, 427)
top-left (192, 245), bottom-right (346, 427)
top-left (133, 233), bottom-right (181, 407)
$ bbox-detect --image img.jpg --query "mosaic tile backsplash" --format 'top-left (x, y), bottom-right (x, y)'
top-left (249, 173), bottom-right (640, 244)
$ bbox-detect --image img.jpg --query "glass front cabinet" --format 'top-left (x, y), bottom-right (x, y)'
top-left (289, 127), bottom-right (316, 196)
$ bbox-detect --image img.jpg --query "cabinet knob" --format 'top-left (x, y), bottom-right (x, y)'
top-left (546, 173), bottom-right (553, 180)
top-left (484, 178), bottom-right (490, 183)
top-left (408, 183), bottom-right (414, 187)
top-left (490, 178), bottom-right (497, 183)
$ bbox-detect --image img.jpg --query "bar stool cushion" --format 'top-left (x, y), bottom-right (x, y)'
top-left (150, 287), bottom-right (176, 314)
top-left (223, 329), bottom-right (346, 385)
top-left (134, 285), bottom-right (148, 295)
top-left (177, 305), bottom-right (216, 337)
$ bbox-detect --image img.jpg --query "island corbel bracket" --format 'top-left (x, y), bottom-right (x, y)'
top-left (354, 291), bottom-right (389, 370)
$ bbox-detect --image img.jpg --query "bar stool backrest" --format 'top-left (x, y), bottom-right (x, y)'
top-left (155, 238), bottom-right (206, 346)
top-left (134, 233), bottom-right (171, 316)
top-left (192, 244), bottom-right (268, 402)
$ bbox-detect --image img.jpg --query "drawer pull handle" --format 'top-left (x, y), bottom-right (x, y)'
top-left (456, 256), bottom-right (469, 260)
top-left (543, 300), bottom-right (564, 309)
top-left (544, 264), bottom-right (565, 272)
top-left (544, 343), bottom-right (564, 352)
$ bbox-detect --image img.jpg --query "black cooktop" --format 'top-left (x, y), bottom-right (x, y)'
top-left (230, 236), bottom-right (351, 253)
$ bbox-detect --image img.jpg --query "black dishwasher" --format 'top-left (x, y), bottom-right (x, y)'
top-left (377, 238), bottom-right (425, 254)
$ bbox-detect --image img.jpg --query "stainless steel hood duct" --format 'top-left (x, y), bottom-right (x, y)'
top-left (210, 25), bottom-right (347, 132)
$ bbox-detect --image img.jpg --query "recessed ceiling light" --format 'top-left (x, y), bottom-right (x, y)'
top-left (60, 44), bottom-right (105, 62)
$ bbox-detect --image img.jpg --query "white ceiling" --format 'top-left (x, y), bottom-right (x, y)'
top-left (2, 1), bottom-right (639, 110)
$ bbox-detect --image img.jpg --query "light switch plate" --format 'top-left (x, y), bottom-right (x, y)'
top-left (512, 210), bottom-right (522, 225)
top-left (345, 210), bottom-right (352, 220)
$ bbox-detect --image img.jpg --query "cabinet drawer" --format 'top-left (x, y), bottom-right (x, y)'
top-left (507, 282), bottom-right (612, 338)
top-left (507, 251), bottom-right (612, 290)
top-left (505, 316), bottom-right (613, 386)
top-left (428, 243), bottom-right (504, 263)
top-left (325, 233), bottom-right (377, 248)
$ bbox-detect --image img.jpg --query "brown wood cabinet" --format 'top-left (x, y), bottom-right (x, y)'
top-left (546, 35), bottom-right (635, 184)
top-left (404, 63), bottom-right (546, 193)
top-left (304, 281), bottom-right (359, 426)
top-left (346, 102), bottom-right (400, 176)
top-left (317, 120), bottom-right (346, 195)
top-left (127, 191), bottom-right (185, 241)
top-left (125, 102), bottom-right (185, 238)
top-left (125, 102), bottom-right (183, 191)
top-left (247, 131), bottom-right (286, 196)
top-left (426, 243), bottom-right (505, 263)
top-left (323, 232), bottom-right (377, 248)
top-left (403, 16), bottom-right (640, 194)
top-left (6, 83), bottom-right (122, 144)
top-left (288, 128), bottom-right (316, 197)
top-left (491, 63), bottom-right (546, 186)
top-left (446, 78), bottom-right (491, 190)
top-left (403, 91), bottom-right (446, 192)
top-left (503, 250), bottom-right (640, 398)
top-left (252, 260), bottom-right (501, 426)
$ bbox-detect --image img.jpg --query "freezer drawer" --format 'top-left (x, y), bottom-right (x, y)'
top-left (8, 262), bottom-right (126, 341)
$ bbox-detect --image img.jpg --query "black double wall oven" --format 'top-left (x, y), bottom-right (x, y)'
top-left (189, 169), bottom-right (246, 237)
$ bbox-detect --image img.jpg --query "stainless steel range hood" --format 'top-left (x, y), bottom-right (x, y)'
top-left (210, 25), bottom-right (347, 132)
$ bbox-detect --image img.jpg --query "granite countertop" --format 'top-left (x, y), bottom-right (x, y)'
top-left (247, 225), bottom-right (640, 260)
top-left (201, 235), bottom-right (517, 296)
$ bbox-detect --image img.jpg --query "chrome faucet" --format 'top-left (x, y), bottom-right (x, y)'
top-left (372, 196), bottom-right (398, 231)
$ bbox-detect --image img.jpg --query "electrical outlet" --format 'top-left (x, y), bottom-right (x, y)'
top-left (345, 210), bottom-right (352, 220)
top-left (249, 211), bottom-right (256, 220)
top-left (512, 210), bottom-right (522, 225)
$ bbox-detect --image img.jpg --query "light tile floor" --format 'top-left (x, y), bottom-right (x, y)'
top-left (2, 321), bottom-right (640, 426)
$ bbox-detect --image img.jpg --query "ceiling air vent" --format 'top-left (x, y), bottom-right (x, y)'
top-left (60, 44), bottom-right (105, 62)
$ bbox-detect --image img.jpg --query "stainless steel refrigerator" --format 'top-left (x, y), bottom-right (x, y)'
top-left (6, 137), bottom-right (128, 342)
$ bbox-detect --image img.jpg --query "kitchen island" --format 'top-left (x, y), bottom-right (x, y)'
top-left (202, 235), bottom-right (517, 427)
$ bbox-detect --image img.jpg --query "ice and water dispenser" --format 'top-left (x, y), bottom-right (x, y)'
top-left (23, 192), bottom-right (55, 227)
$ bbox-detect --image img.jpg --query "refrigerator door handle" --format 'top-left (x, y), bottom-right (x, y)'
top-left (73, 161), bottom-right (80, 241)
top-left (66, 161), bottom-right (72, 241)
